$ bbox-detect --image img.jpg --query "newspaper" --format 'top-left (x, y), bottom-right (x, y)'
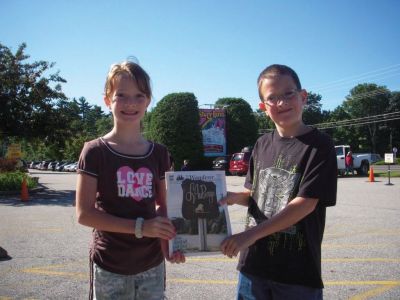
top-left (165, 171), bottom-right (232, 256)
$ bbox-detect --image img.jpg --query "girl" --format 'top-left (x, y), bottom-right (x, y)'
top-left (76, 61), bottom-right (185, 299)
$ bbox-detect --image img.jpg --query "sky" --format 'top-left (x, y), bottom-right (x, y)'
top-left (1, 0), bottom-right (399, 113)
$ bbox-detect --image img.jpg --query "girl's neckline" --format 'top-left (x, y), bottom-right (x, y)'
top-left (99, 137), bottom-right (154, 159)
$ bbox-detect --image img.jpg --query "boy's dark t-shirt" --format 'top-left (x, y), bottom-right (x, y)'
top-left (77, 138), bottom-right (170, 275)
top-left (239, 128), bottom-right (337, 288)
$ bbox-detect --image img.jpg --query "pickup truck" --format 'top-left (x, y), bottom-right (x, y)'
top-left (335, 145), bottom-right (382, 176)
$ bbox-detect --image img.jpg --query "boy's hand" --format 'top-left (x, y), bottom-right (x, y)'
top-left (219, 190), bottom-right (251, 207)
top-left (220, 231), bottom-right (257, 258)
top-left (161, 240), bottom-right (186, 263)
top-left (219, 191), bottom-right (238, 206)
top-left (143, 216), bottom-right (176, 240)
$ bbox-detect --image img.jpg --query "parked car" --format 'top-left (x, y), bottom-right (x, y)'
top-left (29, 161), bottom-right (41, 169)
top-left (47, 161), bottom-right (59, 171)
top-left (335, 145), bottom-right (382, 176)
top-left (38, 161), bottom-right (51, 170)
top-left (229, 151), bottom-right (251, 176)
top-left (212, 155), bottom-right (231, 174)
top-left (64, 162), bottom-right (78, 172)
top-left (55, 161), bottom-right (71, 172)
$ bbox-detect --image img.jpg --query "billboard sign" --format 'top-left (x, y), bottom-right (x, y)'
top-left (6, 143), bottom-right (22, 159)
top-left (199, 109), bottom-right (226, 157)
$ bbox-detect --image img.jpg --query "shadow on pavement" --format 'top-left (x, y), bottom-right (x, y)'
top-left (0, 188), bottom-right (75, 207)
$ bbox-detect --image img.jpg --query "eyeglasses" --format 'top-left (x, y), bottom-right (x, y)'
top-left (263, 89), bottom-right (300, 106)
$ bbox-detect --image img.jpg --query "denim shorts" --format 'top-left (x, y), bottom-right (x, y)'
top-left (94, 262), bottom-right (165, 300)
top-left (237, 271), bottom-right (323, 300)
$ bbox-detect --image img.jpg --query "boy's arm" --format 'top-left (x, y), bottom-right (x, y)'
top-left (220, 196), bottom-right (318, 258)
top-left (221, 190), bottom-right (251, 206)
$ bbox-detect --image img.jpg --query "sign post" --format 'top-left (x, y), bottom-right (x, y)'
top-left (384, 153), bottom-right (394, 186)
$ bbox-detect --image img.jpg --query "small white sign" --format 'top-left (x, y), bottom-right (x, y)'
top-left (385, 153), bottom-right (394, 164)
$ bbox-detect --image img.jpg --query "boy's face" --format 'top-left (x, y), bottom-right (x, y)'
top-left (259, 74), bottom-right (307, 134)
top-left (104, 74), bottom-right (150, 123)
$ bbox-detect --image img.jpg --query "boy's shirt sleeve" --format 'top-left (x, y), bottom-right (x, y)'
top-left (77, 141), bottom-right (100, 178)
top-left (297, 137), bottom-right (337, 207)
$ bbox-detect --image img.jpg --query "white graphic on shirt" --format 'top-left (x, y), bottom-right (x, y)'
top-left (116, 166), bottom-right (153, 201)
top-left (257, 167), bottom-right (300, 220)
top-left (250, 166), bottom-right (306, 255)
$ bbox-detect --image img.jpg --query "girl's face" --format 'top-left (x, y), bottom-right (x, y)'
top-left (259, 74), bottom-right (307, 136)
top-left (105, 74), bottom-right (150, 124)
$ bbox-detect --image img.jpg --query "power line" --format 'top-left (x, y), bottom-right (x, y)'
top-left (258, 111), bottom-right (400, 134)
top-left (312, 111), bottom-right (400, 127)
top-left (309, 64), bottom-right (400, 91)
top-left (316, 116), bottom-right (400, 130)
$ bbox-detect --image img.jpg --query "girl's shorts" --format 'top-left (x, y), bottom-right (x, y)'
top-left (94, 262), bottom-right (165, 300)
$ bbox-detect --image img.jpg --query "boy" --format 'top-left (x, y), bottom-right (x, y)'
top-left (220, 64), bottom-right (337, 299)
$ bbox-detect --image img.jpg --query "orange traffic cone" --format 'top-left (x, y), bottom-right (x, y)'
top-left (368, 166), bottom-right (375, 182)
top-left (20, 177), bottom-right (29, 201)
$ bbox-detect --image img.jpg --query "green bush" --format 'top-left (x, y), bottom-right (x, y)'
top-left (0, 171), bottom-right (38, 191)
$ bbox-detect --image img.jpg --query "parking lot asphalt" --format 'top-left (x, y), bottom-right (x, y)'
top-left (0, 170), bottom-right (399, 299)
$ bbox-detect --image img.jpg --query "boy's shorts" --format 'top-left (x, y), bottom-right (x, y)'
top-left (94, 262), bottom-right (165, 300)
top-left (237, 271), bottom-right (323, 300)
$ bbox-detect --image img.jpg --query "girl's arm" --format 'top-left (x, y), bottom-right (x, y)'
top-left (76, 173), bottom-right (175, 240)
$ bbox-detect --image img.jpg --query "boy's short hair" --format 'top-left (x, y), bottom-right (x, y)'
top-left (105, 61), bottom-right (152, 99)
top-left (257, 64), bottom-right (302, 100)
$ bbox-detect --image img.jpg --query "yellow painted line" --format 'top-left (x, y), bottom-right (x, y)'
top-left (19, 265), bottom-right (400, 290)
top-left (29, 264), bottom-right (68, 270)
top-left (167, 279), bottom-right (400, 286)
top-left (322, 243), bottom-right (391, 249)
top-left (325, 230), bottom-right (400, 237)
top-left (323, 258), bottom-right (400, 263)
top-left (22, 268), bottom-right (87, 279)
top-left (349, 284), bottom-right (399, 300)
top-left (186, 257), bottom-right (400, 263)
top-left (167, 278), bottom-right (236, 285)
top-left (186, 258), bottom-right (236, 262)
top-left (325, 281), bottom-right (400, 286)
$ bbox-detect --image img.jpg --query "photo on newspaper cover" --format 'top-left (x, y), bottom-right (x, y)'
top-left (165, 171), bottom-right (232, 256)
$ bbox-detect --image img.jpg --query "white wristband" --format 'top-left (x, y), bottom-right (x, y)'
top-left (135, 217), bottom-right (144, 238)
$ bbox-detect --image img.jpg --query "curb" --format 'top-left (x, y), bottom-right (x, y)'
top-left (0, 184), bottom-right (46, 196)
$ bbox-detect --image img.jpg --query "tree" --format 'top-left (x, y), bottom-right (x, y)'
top-left (148, 93), bottom-right (204, 170)
top-left (0, 43), bottom-right (67, 140)
top-left (342, 83), bottom-right (390, 153)
top-left (303, 92), bottom-right (325, 125)
top-left (387, 91), bottom-right (400, 151)
top-left (326, 106), bottom-right (359, 148)
top-left (254, 109), bottom-right (274, 135)
top-left (214, 98), bottom-right (258, 154)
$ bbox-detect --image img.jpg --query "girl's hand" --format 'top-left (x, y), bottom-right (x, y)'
top-left (142, 216), bottom-right (176, 240)
top-left (160, 240), bottom-right (186, 264)
top-left (168, 250), bottom-right (186, 264)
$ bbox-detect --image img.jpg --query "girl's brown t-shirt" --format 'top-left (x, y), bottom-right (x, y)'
top-left (78, 137), bottom-right (170, 275)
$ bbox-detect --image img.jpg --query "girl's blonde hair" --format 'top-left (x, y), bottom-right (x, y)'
top-left (104, 61), bottom-right (152, 99)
